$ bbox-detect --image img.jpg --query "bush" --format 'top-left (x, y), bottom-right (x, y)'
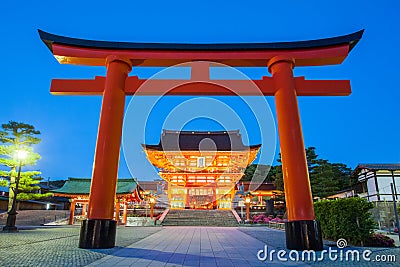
top-left (314, 197), bottom-right (376, 246)
top-left (364, 233), bottom-right (395, 247)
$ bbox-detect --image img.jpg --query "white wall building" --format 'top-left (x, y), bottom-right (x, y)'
top-left (353, 164), bottom-right (400, 201)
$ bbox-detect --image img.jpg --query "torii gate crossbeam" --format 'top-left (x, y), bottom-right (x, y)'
top-left (39, 29), bottom-right (363, 251)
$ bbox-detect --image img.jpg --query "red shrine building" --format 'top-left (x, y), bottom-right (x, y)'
top-left (52, 178), bottom-right (142, 225)
top-left (142, 130), bottom-right (261, 210)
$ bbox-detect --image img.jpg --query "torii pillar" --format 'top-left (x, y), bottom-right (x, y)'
top-left (39, 29), bottom-right (363, 250)
top-left (268, 56), bottom-right (320, 250)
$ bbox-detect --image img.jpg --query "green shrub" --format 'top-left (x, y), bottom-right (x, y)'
top-left (314, 197), bottom-right (376, 246)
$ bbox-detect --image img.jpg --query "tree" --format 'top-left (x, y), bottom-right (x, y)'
top-left (15, 171), bottom-right (52, 201)
top-left (272, 147), bottom-right (354, 198)
top-left (310, 159), bottom-right (340, 198)
top-left (331, 163), bottom-right (353, 190)
top-left (0, 121), bottom-right (49, 211)
top-left (240, 164), bottom-right (275, 183)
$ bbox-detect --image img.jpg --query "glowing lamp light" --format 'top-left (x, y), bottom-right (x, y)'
top-left (16, 150), bottom-right (28, 160)
top-left (149, 197), bottom-right (156, 204)
top-left (245, 196), bottom-right (251, 204)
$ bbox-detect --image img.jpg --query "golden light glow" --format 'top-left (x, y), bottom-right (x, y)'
top-left (16, 150), bottom-right (28, 160)
top-left (143, 145), bottom-right (260, 210)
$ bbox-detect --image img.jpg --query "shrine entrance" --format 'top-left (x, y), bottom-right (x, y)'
top-left (188, 188), bottom-right (215, 209)
top-left (39, 29), bottom-right (363, 251)
top-left (143, 130), bottom-right (260, 211)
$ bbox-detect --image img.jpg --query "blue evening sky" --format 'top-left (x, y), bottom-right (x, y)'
top-left (0, 1), bottom-right (399, 181)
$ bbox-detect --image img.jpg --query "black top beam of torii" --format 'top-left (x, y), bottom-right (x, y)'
top-left (38, 29), bottom-right (364, 67)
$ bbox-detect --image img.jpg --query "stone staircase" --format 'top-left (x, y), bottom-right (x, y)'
top-left (162, 209), bottom-right (239, 226)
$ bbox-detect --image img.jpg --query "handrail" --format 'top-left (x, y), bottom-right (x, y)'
top-left (157, 208), bottom-right (169, 224)
top-left (231, 209), bottom-right (242, 224)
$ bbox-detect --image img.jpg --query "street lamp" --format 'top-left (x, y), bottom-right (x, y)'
top-left (3, 149), bottom-right (28, 232)
top-left (149, 196), bottom-right (156, 219)
top-left (245, 194), bottom-right (252, 223)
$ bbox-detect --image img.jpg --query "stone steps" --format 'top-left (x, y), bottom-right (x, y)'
top-left (162, 210), bottom-right (238, 226)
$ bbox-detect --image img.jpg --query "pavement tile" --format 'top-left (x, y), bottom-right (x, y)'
top-left (0, 225), bottom-right (161, 267)
top-left (1, 225), bottom-right (399, 266)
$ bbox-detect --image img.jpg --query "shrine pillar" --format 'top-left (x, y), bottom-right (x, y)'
top-left (82, 203), bottom-right (87, 216)
top-left (68, 199), bottom-right (75, 225)
top-left (115, 201), bottom-right (120, 224)
top-left (268, 56), bottom-right (323, 251)
top-left (123, 202), bottom-right (128, 225)
top-left (79, 56), bottom-right (132, 249)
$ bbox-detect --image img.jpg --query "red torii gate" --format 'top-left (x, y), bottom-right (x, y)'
top-left (39, 29), bottom-right (363, 250)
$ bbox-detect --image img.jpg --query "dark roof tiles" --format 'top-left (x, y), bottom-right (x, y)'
top-left (52, 177), bottom-right (138, 195)
top-left (143, 130), bottom-right (261, 151)
top-left (355, 164), bottom-right (400, 171)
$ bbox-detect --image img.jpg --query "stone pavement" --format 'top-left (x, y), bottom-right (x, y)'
top-left (0, 225), bottom-right (161, 267)
top-left (87, 227), bottom-right (290, 267)
top-left (0, 225), bottom-right (399, 266)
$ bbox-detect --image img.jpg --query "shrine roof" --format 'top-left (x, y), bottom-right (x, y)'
top-left (39, 29), bottom-right (363, 52)
top-left (241, 182), bottom-right (277, 192)
top-left (353, 164), bottom-right (400, 172)
top-left (52, 177), bottom-right (139, 195)
top-left (142, 130), bottom-right (261, 152)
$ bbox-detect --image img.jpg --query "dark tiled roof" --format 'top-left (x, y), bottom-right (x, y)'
top-left (241, 182), bottom-right (276, 192)
top-left (355, 164), bottom-right (400, 171)
top-left (143, 130), bottom-right (261, 151)
top-left (52, 177), bottom-right (138, 195)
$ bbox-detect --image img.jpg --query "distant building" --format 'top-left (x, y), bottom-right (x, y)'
top-left (236, 182), bottom-right (279, 203)
top-left (0, 181), bottom-right (65, 211)
top-left (353, 164), bottom-right (400, 201)
top-left (352, 164), bottom-right (400, 231)
top-left (326, 189), bottom-right (355, 200)
top-left (235, 181), bottom-right (282, 217)
top-left (52, 177), bottom-right (142, 225)
top-left (0, 186), bottom-right (9, 210)
top-left (38, 180), bottom-right (68, 194)
top-left (0, 186), bottom-right (8, 197)
top-left (137, 180), bottom-right (169, 208)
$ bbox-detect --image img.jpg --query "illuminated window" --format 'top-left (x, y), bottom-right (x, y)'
top-left (189, 161), bottom-right (197, 167)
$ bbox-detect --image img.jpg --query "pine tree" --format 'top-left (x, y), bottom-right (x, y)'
top-left (240, 164), bottom-right (274, 183)
top-left (271, 147), bottom-right (353, 198)
top-left (0, 121), bottom-right (49, 211)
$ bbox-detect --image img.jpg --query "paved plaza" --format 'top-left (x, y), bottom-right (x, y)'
top-left (0, 225), bottom-right (399, 266)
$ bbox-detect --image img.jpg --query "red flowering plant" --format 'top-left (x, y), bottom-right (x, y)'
top-left (251, 214), bottom-right (287, 224)
top-left (364, 233), bottom-right (395, 247)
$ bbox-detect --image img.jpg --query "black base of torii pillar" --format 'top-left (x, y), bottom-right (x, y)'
top-left (79, 219), bottom-right (117, 249)
top-left (285, 220), bottom-right (323, 250)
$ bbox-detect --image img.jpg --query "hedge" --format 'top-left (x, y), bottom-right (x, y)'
top-left (314, 197), bottom-right (376, 246)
